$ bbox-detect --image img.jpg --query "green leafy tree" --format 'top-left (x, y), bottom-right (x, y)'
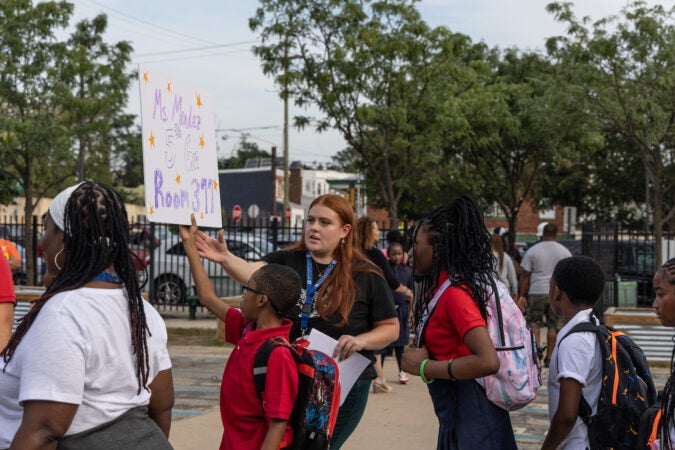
top-left (57, 14), bottom-right (134, 183)
top-left (218, 135), bottom-right (271, 169)
top-left (111, 119), bottom-right (144, 187)
top-left (546, 1), bottom-right (675, 264)
top-left (250, 0), bottom-right (463, 223)
top-left (0, 0), bottom-right (75, 282)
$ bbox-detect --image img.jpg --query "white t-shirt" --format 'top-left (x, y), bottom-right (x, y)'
top-left (0, 287), bottom-right (171, 447)
top-left (521, 241), bottom-right (572, 295)
top-left (548, 308), bottom-right (603, 449)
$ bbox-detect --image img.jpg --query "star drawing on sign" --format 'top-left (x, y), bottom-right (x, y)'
top-left (175, 173), bottom-right (181, 184)
top-left (142, 72), bottom-right (149, 84)
top-left (149, 206), bottom-right (155, 215)
top-left (196, 93), bottom-right (203, 108)
top-left (148, 131), bottom-right (155, 148)
top-left (200, 212), bottom-right (204, 219)
top-left (213, 180), bottom-right (218, 189)
top-left (167, 82), bottom-right (172, 93)
top-left (199, 134), bottom-right (205, 148)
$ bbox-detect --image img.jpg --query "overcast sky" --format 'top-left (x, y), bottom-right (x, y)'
top-left (66, 0), bottom-right (674, 164)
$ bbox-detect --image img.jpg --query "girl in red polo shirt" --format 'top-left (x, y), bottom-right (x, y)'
top-left (402, 196), bottom-right (517, 450)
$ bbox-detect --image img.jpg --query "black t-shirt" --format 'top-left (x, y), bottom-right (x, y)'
top-left (262, 250), bottom-right (397, 379)
top-left (365, 247), bottom-right (400, 291)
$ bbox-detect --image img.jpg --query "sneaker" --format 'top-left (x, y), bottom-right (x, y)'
top-left (398, 371), bottom-right (409, 384)
top-left (372, 377), bottom-right (393, 393)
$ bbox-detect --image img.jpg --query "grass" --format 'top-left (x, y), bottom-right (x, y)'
top-left (167, 327), bottom-right (230, 347)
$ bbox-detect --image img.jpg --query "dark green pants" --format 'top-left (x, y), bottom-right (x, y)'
top-left (330, 379), bottom-right (371, 449)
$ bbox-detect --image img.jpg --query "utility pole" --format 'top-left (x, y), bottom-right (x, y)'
top-left (271, 146), bottom-right (277, 216)
top-left (283, 46), bottom-right (290, 227)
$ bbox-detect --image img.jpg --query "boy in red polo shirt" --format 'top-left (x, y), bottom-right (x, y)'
top-left (180, 216), bottom-right (302, 450)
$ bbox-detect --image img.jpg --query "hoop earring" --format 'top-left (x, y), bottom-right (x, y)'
top-left (54, 249), bottom-right (64, 271)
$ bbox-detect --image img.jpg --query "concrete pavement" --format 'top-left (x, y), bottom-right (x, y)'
top-left (163, 313), bottom-right (673, 450)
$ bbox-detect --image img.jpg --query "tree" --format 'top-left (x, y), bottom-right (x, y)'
top-left (546, 1), bottom-right (675, 265)
top-left (445, 47), bottom-right (601, 249)
top-left (0, 0), bottom-right (75, 282)
top-left (111, 119), bottom-right (144, 187)
top-left (250, 0), bottom-right (465, 223)
top-left (218, 135), bottom-right (271, 169)
top-left (57, 14), bottom-right (134, 183)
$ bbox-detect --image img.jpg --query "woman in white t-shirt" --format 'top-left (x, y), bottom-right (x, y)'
top-left (0, 182), bottom-right (173, 449)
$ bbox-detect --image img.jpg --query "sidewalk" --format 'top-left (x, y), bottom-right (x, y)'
top-left (164, 314), bottom-right (438, 449)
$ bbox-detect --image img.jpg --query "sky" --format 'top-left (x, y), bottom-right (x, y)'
top-left (65, 0), bottom-right (674, 165)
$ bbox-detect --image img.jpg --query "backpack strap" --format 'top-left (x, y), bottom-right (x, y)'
top-left (489, 279), bottom-right (506, 347)
top-left (557, 317), bottom-right (602, 427)
top-left (253, 337), bottom-right (292, 401)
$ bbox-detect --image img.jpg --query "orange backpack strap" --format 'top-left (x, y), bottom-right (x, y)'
top-left (648, 409), bottom-right (663, 446)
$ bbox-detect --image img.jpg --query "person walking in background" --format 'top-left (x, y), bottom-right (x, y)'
top-left (491, 233), bottom-right (518, 298)
top-left (181, 213), bottom-right (303, 450)
top-left (0, 182), bottom-right (174, 449)
top-left (541, 256), bottom-right (605, 449)
top-left (402, 196), bottom-right (517, 450)
top-left (651, 258), bottom-right (675, 448)
top-left (355, 216), bottom-right (413, 393)
top-left (193, 194), bottom-right (398, 449)
top-left (0, 255), bottom-right (15, 349)
top-left (517, 223), bottom-right (572, 367)
top-left (386, 241), bottom-right (414, 384)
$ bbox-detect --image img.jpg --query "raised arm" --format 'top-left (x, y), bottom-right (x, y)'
top-left (192, 226), bottom-right (264, 285)
top-left (179, 215), bottom-right (248, 320)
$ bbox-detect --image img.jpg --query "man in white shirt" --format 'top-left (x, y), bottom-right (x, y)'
top-left (517, 223), bottom-right (572, 366)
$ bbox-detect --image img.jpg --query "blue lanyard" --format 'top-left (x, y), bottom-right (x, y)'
top-left (301, 252), bottom-right (336, 333)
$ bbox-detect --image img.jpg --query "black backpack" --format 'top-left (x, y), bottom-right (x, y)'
top-left (253, 337), bottom-right (341, 450)
top-left (559, 312), bottom-right (657, 449)
top-left (636, 400), bottom-right (663, 449)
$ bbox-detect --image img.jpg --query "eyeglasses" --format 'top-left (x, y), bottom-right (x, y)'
top-left (241, 284), bottom-right (265, 296)
top-left (241, 284), bottom-right (283, 317)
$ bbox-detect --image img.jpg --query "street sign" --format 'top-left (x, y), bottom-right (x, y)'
top-left (285, 206), bottom-right (291, 222)
top-left (248, 204), bottom-right (260, 219)
top-left (233, 204), bottom-right (242, 222)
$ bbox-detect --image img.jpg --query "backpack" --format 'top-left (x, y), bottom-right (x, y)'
top-left (476, 280), bottom-right (541, 411)
top-left (417, 278), bottom-right (541, 411)
top-left (558, 312), bottom-right (657, 450)
top-left (636, 400), bottom-right (662, 449)
top-left (253, 336), bottom-right (341, 450)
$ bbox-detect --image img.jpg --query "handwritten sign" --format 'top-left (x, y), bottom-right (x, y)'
top-left (138, 66), bottom-right (222, 227)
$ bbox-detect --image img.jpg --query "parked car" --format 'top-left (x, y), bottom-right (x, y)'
top-left (13, 242), bottom-right (45, 286)
top-left (129, 224), bottom-right (177, 271)
top-left (148, 233), bottom-right (273, 304)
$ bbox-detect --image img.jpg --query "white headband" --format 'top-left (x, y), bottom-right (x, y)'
top-left (49, 182), bottom-right (84, 231)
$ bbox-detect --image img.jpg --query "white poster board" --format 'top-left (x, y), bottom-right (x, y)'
top-left (138, 66), bottom-right (222, 227)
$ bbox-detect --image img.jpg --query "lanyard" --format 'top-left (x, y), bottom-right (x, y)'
top-left (301, 252), bottom-right (336, 333)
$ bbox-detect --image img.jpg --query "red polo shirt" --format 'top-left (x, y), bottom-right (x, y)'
top-left (0, 256), bottom-right (15, 305)
top-left (221, 308), bottom-right (298, 450)
top-left (424, 271), bottom-right (486, 360)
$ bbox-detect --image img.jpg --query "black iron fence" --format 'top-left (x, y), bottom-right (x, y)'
top-left (581, 223), bottom-right (675, 309)
top-left (7, 214), bottom-right (667, 312)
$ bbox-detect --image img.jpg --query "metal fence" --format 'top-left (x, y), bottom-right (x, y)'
top-left (581, 223), bottom-right (675, 309)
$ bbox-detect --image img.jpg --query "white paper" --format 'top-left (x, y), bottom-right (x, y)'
top-left (306, 329), bottom-right (371, 406)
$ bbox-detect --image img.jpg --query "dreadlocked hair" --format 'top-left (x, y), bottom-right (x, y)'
top-left (2, 182), bottom-right (151, 394)
top-left (415, 196), bottom-right (495, 322)
top-left (659, 258), bottom-right (675, 449)
top-left (287, 194), bottom-right (380, 326)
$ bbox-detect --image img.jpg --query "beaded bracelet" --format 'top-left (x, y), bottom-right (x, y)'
top-left (420, 359), bottom-right (435, 384)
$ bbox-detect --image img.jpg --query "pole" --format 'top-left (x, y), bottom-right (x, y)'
top-left (283, 46), bottom-right (290, 227)
top-left (271, 146), bottom-right (277, 216)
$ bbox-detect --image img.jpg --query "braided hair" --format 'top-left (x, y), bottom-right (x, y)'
top-left (2, 182), bottom-right (151, 393)
top-left (413, 196), bottom-right (495, 324)
top-left (659, 258), bottom-right (675, 448)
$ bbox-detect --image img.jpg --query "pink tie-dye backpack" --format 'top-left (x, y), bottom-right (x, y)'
top-left (476, 279), bottom-right (541, 411)
top-left (417, 278), bottom-right (540, 411)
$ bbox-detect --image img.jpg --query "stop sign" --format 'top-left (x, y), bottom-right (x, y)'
top-left (232, 204), bottom-right (242, 222)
